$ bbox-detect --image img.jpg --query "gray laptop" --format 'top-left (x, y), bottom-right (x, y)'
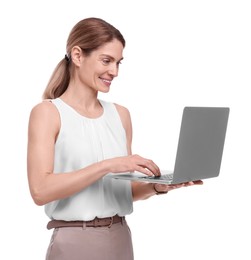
top-left (111, 107), bottom-right (230, 184)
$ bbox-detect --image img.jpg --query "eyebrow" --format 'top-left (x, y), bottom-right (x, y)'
top-left (99, 54), bottom-right (124, 62)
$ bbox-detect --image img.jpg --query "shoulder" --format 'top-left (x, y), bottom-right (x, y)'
top-left (113, 103), bottom-right (132, 134)
top-left (101, 100), bottom-right (131, 121)
top-left (114, 103), bottom-right (131, 120)
top-left (29, 100), bottom-right (58, 120)
top-left (28, 100), bottom-right (60, 133)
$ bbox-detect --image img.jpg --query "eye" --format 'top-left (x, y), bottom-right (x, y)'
top-left (102, 58), bottom-right (110, 65)
top-left (116, 61), bottom-right (122, 68)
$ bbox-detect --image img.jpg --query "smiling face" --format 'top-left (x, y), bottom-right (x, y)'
top-left (75, 39), bottom-right (124, 93)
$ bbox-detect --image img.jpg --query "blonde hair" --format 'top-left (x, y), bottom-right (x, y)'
top-left (43, 17), bottom-right (125, 99)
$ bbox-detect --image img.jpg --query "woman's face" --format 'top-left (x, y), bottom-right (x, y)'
top-left (78, 39), bottom-right (124, 93)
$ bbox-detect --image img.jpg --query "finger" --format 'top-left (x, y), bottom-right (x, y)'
top-left (167, 184), bottom-right (184, 189)
top-left (139, 160), bottom-right (160, 176)
top-left (135, 165), bottom-right (155, 176)
top-left (183, 180), bottom-right (203, 187)
top-left (132, 155), bottom-right (161, 176)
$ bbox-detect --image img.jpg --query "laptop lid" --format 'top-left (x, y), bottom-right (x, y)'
top-left (110, 106), bottom-right (229, 184)
top-left (171, 106), bottom-right (229, 184)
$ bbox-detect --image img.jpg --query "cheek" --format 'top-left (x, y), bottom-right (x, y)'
top-left (80, 60), bottom-right (104, 84)
top-left (81, 68), bottom-right (100, 88)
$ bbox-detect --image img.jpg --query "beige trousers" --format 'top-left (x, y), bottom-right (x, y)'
top-left (46, 220), bottom-right (134, 260)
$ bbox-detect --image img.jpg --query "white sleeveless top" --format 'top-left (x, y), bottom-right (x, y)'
top-left (45, 98), bottom-right (133, 221)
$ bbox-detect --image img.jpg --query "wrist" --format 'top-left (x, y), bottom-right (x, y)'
top-left (153, 184), bottom-right (168, 195)
top-left (97, 160), bottom-right (111, 176)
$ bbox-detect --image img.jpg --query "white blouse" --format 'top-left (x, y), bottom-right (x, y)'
top-left (45, 98), bottom-right (133, 221)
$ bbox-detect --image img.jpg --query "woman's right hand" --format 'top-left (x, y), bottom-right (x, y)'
top-left (104, 154), bottom-right (161, 177)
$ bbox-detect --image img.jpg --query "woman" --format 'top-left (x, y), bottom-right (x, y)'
top-left (27, 17), bottom-right (202, 260)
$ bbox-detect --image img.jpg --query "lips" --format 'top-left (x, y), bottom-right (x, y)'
top-left (99, 77), bottom-right (112, 87)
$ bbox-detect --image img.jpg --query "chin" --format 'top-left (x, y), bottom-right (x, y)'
top-left (99, 87), bottom-right (110, 93)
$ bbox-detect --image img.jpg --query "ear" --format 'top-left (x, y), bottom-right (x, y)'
top-left (70, 46), bottom-right (83, 67)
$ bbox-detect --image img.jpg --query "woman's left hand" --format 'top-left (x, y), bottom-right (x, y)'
top-left (154, 180), bottom-right (203, 193)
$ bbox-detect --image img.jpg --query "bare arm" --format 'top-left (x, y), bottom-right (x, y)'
top-left (27, 101), bottom-right (111, 205)
top-left (27, 102), bottom-right (161, 206)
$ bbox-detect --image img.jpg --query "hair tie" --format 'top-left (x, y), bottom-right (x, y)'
top-left (64, 54), bottom-right (70, 63)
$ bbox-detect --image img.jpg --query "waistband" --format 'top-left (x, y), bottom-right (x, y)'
top-left (47, 215), bottom-right (125, 230)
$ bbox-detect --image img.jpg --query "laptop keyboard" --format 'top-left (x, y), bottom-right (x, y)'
top-left (140, 173), bottom-right (173, 181)
top-left (160, 174), bottom-right (173, 180)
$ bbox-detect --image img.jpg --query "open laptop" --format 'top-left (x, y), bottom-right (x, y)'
top-left (111, 107), bottom-right (230, 184)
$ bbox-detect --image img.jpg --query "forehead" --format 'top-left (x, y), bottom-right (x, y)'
top-left (93, 39), bottom-right (124, 59)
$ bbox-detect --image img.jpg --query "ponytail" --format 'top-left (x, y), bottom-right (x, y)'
top-left (42, 57), bottom-right (70, 99)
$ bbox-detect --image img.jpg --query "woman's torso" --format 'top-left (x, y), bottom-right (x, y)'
top-left (45, 98), bottom-right (133, 221)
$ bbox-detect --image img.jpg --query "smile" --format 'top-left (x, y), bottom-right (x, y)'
top-left (100, 77), bottom-right (112, 84)
top-left (99, 77), bottom-right (112, 87)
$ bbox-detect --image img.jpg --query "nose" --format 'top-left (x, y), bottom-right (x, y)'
top-left (108, 63), bottom-right (119, 77)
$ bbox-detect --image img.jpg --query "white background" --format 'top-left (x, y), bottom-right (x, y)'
top-left (0, 0), bottom-right (250, 259)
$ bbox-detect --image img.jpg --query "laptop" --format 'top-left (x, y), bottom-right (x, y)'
top-left (110, 107), bottom-right (230, 184)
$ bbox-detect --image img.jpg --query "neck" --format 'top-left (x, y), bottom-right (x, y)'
top-left (60, 83), bottom-right (99, 110)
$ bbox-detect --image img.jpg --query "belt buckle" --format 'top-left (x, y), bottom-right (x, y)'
top-left (93, 217), bottom-right (113, 228)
